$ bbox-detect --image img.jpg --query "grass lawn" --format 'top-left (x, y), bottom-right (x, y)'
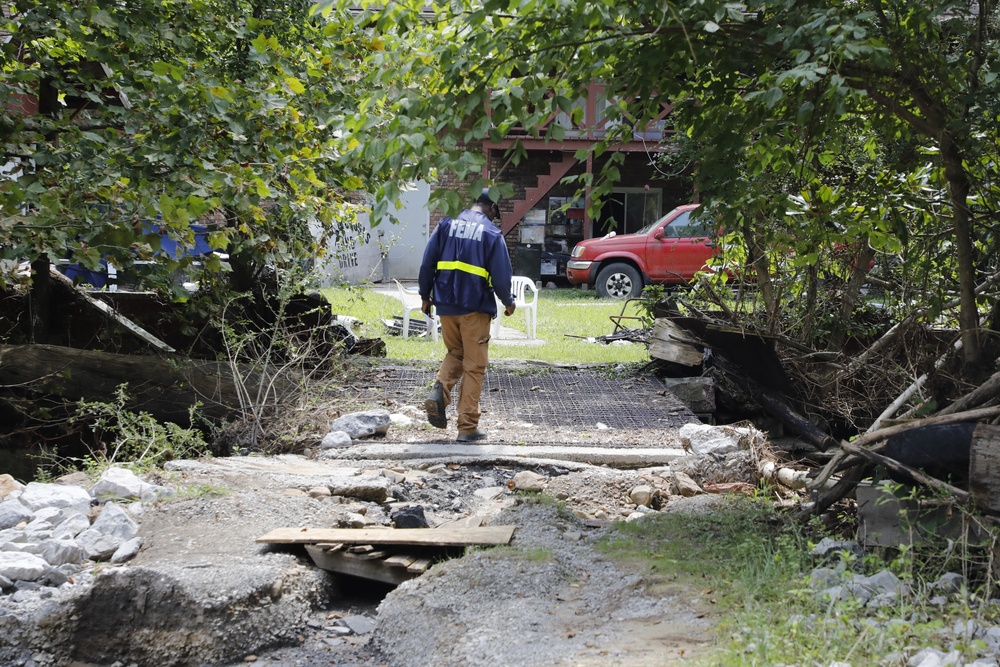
top-left (321, 284), bottom-right (651, 365)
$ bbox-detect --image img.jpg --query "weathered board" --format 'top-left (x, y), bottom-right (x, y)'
top-left (648, 319), bottom-right (705, 367)
top-left (970, 423), bottom-right (1000, 516)
top-left (257, 525), bottom-right (516, 547)
top-left (305, 545), bottom-right (417, 585)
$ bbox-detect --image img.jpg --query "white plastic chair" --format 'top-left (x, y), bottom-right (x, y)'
top-left (393, 279), bottom-right (438, 341)
top-left (493, 276), bottom-right (539, 340)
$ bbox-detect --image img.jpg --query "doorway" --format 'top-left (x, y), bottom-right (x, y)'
top-left (593, 188), bottom-right (662, 238)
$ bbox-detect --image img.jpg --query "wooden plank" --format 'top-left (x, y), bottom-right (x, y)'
top-left (970, 423), bottom-right (1000, 516)
top-left (347, 545), bottom-right (375, 554)
top-left (343, 550), bottom-right (389, 561)
top-left (315, 543), bottom-right (344, 552)
top-left (406, 558), bottom-right (433, 574)
top-left (257, 525), bottom-right (516, 547)
top-left (648, 319), bottom-right (704, 366)
top-left (50, 267), bottom-right (176, 353)
top-left (382, 554), bottom-right (417, 569)
top-left (305, 545), bottom-right (415, 585)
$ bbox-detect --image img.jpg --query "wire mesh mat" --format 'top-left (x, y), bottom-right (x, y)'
top-left (359, 364), bottom-right (699, 430)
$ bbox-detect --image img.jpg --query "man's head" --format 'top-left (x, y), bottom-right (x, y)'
top-left (474, 189), bottom-right (500, 220)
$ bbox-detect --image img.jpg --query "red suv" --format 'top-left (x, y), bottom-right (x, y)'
top-left (566, 204), bottom-right (714, 298)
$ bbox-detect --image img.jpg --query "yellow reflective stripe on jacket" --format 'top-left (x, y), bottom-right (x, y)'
top-left (436, 260), bottom-right (493, 286)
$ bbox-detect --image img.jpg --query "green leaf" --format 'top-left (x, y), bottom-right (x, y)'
top-left (251, 34), bottom-right (270, 53)
top-left (254, 179), bottom-right (271, 198)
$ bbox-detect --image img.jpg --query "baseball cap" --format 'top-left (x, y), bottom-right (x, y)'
top-left (475, 188), bottom-right (496, 206)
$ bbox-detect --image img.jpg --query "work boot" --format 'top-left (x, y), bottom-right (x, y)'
top-left (456, 429), bottom-right (487, 443)
top-left (425, 381), bottom-right (447, 428)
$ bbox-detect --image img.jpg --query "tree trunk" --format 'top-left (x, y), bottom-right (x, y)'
top-left (940, 132), bottom-right (981, 368)
top-left (29, 256), bottom-right (51, 343)
top-left (828, 242), bottom-right (876, 350)
top-left (742, 214), bottom-right (779, 331)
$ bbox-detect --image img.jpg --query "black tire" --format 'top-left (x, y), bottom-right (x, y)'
top-left (595, 262), bottom-right (643, 299)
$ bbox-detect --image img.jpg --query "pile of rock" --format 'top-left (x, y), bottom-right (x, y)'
top-left (315, 409), bottom-right (393, 456)
top-left (0, 467), bottom-right (172, 597)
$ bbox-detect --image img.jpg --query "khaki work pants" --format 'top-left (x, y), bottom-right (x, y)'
top-left (436, 312), bottom-right (492, 435)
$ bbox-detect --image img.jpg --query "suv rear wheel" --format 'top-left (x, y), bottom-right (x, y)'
top-left (596, 262), bottom-right (643, 299)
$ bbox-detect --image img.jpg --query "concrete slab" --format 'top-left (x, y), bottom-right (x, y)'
top-left (329, 443), bottom-right (688, 468)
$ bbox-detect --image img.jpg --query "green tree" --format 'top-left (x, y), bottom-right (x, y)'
top-left (326, 0), bottom-right (1000, 370)
top-left (0, 0), bottom-right (388, 333)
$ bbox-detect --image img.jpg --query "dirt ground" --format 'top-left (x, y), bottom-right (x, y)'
top-left (192, 359), bottom-right (733, 666)
top-left (2, 358), bottom-right (752, 667)
top-left (191, 459), bottom-right (725, 667)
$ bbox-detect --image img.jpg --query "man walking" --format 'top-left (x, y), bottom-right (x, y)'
top-left (419, 189), bottom-right (516, 442)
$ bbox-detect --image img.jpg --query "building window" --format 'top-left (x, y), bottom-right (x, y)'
top-left (594, 188), bottom-right (662, 237)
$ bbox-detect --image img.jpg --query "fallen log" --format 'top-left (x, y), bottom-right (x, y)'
top-left (807, 405), bottom-right (1000, 491)
top-left (799, 407), bottom-right (1000, 520)
top-left (839, 439), bottom-right (969, 503)
top-left (716, 358), bottom-right (838, 452)
top-left (939, 370), bottom-right (1000, 416)
top-left (0, 344), bottom-right (298, 425)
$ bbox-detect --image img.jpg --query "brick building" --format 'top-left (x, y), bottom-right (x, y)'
top-left (434, 82), bottom-right (695, 281)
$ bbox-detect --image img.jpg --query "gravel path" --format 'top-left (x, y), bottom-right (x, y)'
top-left (2, 360), bottom-right (720, 666)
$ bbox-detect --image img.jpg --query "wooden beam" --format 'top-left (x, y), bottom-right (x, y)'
top-left (382, 554), bottom-right (418, 569)
top-left (257, 525), bottom-right (516, 547)
top-left (648, 319), bottom-right (705, 367)
top-left (304, 545), bottom-right (416, 585)
top-left (50, 267), bottom-right (175, 353)
top-left (406, 558), bottom-right (433, 574)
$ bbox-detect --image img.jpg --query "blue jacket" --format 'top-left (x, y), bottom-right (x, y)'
top-left (418, 209), bottom-right (513, 317)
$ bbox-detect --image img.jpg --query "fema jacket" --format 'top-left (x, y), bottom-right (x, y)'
top-left (418, 209), bottom-right (514, 317)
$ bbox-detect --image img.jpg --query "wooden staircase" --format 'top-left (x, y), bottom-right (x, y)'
top-left (500, 153), bottom-right (580, 236)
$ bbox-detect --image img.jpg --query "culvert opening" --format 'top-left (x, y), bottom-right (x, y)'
top-left (337, 573), bottom-right (397, 600)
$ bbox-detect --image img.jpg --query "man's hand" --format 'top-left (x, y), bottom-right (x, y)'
top-left (504, 302), bottom-right (516, 317)
top-left (421, 299), bottom-right (433, 315)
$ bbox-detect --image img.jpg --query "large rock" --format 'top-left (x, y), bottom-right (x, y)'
top-left (52, 512), bottom-right (92, 540)
top-left (90, 502), bottom-right (140, 542)
top-left (319, 431), bottom-right (353, 450)
top-left (0, 551), bottom-right (49, 581)
top-left (678, 423), bottom-right (762, 456)
top-left (25, 506), bottom-right (66, 532)
top-left (110, 536), bottom-right (143, 564)
top-left (329, 410), bottom-right (392, 439)
top-left (0, 474), bottom-right (24, 500)
top-left (23, 538), bottom-right (85, 567)
top-left (328, 476), bottom-right (392, 503)
top-left (91, 467), bottom-right (147, 501)
top-left (629, 485), bottom-right (655, 508)
top-left (0, 499), bottom-right (32, 530)
top-left (77, 529), bottom-right (125, 561)
top-left (18, 482), bottom-right (92, 515)
top-left (509, 471), bottom-right (548, 492)
top-left (672, 471), bottom-right (703, 497)
top-left (661, 377), bottom-right (716, 414)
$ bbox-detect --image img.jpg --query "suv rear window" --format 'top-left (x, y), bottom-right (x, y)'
top-left (660, 211), bottom-right (714, 238)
